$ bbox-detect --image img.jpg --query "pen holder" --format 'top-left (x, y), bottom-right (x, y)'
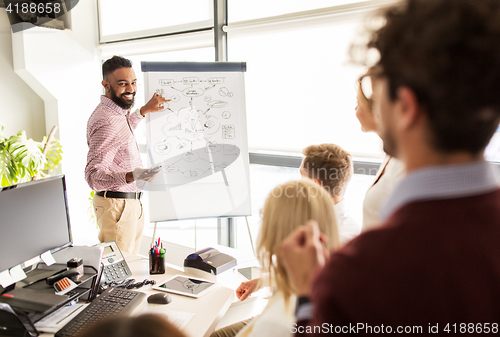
top-left (149, 251), bottom-right (165, 275)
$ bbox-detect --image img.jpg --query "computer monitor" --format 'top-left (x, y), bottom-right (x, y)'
top-left (0, 175), bottom-right (73, 272)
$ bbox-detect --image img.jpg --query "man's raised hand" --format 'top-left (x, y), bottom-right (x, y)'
top-left (140, 93), bottom-right (171, 115)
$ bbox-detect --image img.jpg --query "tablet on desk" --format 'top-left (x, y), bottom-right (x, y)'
top-left (152, 275), bottom-right (217, 298)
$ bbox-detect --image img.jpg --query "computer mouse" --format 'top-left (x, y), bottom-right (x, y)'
top-left (147, 292), bottom-right (172, 304)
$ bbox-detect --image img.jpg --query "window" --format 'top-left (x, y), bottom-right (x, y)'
top-left (227, 2), bottom-right (387, 157)
top-left (229, 0), bottom-right (372, 22)
top-left (98, 0), bottom-right (213, 42)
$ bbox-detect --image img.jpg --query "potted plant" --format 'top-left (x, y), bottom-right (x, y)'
top-left (0, 125), bottom-right (63, 187)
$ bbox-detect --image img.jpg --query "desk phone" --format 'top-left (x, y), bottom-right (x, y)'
top-left (93, 241), bottom-right (131, 284)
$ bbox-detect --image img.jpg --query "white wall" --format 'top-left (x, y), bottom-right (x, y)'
top-left (10, 1), bottom-right (102, 244)
top-left (0, 11), bottom-right (45, 140)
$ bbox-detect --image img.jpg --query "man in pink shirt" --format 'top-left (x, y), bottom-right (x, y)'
top-left (85, 56), bottom-right (168, 254)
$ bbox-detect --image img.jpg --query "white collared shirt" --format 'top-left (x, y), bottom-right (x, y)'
top-left (381, 160), bottom-right (499, 221)
top-left (334, 200), bottom-right (362, 245)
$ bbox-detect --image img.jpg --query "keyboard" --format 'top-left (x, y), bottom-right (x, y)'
top-left (55, 287), bottom-right (146, 337)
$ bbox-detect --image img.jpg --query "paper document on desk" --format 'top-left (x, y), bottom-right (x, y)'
top-left (34, 303), bottom-right (87, 333)
top-left (142, 309), bottom-right (195, 331)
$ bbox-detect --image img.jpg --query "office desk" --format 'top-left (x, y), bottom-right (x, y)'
top-left (38, 254), bottom-right (236, 337)
top-left (125, 254), bottom-right (235, 337)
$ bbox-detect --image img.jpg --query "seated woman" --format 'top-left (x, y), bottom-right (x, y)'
top-left (77, 313), bottom-right (186, 337)
top-left (234, 178), bottom-right (339, 337)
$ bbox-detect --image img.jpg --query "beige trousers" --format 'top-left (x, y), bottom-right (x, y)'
top-left (93, 194), bottom-right (144, 255)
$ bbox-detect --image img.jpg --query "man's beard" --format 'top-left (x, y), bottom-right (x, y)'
top-left (109, 86), bottom-right (135, 109)
top-left (381, 127), bottom-right (398, 158)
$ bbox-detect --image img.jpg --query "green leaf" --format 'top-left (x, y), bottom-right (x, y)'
top-left (0, 126), bottom-right (63, 185)
top-left (41, 136), bottom-right (63, 170)
top-left (8, 131), bottom-right (45, 179)
top-left (0, 140), bottom-right (19, 186)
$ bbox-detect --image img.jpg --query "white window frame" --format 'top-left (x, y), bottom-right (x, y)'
top-left (99, 30), bottom-right (214, 59)
top-left (97, 0), bottom-right (214, 43)
top-left (226, 0), bottom-right (400, 31)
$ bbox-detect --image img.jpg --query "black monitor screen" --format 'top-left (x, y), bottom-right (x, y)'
top-left (0, 175), bottom-right (72, 272)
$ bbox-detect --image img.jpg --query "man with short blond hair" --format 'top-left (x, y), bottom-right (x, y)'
top-left (300, 143), bottom-right (360, 244)
top-left (301, 144), bottom-right (353, 201)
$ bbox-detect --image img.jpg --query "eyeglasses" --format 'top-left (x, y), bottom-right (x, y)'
top-left (358, 75), bottom-right (374, 101)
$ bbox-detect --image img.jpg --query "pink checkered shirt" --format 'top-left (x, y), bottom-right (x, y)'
top-left (85, 96), bottom-right (143, 192)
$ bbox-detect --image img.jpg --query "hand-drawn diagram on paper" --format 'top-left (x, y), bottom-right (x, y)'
top-left (142, 63), bottom-right (251, 222)
top-left (146, 74), bottom-right (243, 185)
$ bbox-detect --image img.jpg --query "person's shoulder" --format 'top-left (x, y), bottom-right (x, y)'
top-left (310, 225), bottom-right (401, 313)
top-left (336, 206), bottom-right (362, 245)
top-left (386, 156), bottom-right (405, 178)
top-left (88, 111), bottom-right (111, 130)
top-left (88, 102), bottom-right (123, 129)
top-left (92, 101), bottom-right (117, 118)
top-left (330, 190), bottom-right (500, 272)
top-left (322, 217), bottom-right (410, 283)
top-left (335, 223), bottom-right (399, 260)
top-left (320, 191), bottom-right (500, 285)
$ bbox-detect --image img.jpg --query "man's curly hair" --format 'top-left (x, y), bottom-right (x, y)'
top-left (369, 0), bottom-right (500, 154)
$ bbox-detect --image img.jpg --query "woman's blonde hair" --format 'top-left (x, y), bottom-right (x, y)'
top-left (256, 178), bottom-right (339, 307)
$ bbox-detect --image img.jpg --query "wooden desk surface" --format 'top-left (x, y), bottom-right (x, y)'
top-left (125, 255), bottom-right (235, 337)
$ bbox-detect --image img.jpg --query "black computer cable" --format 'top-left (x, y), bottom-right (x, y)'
top-left (126, 279), bottom-right (156, 289)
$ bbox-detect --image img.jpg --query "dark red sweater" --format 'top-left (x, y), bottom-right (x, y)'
top-left (298, 189), bottom-right (500, 335)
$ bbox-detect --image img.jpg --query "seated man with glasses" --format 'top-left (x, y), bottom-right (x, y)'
top-left (300, 143), bottom-right (361, 245)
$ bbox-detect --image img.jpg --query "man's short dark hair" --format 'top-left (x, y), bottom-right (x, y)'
top-left (369, 0), bottom-right (500, 154)
top-left (102, 56), bottom-right (133, 79)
